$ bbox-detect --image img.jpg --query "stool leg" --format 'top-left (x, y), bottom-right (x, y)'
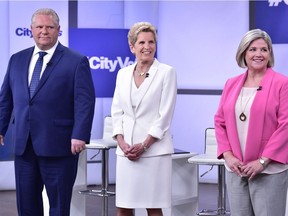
top-left (102, 196), bottom-right (108, 216)
top-left (217, 166), bottom-right (230, 215)
top-left (197, 165), bottom-right (230, 216)
top-left (102, 149), bottom-right (108, 193)
top-left (217, 166), bottom-right (224, 214)
top-left (93, 149), bottom-right (115, 197)
top-left (223, 168), bottom-right (227, 211)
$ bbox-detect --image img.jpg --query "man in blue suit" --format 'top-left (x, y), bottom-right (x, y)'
top-left (0, 8), bottom-right (95, 215)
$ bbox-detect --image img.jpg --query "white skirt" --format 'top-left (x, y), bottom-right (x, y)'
top-left (116, 154), bottom-right (172, 209)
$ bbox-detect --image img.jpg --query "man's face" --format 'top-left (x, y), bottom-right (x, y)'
top-left (31, 14), bottom-right (60, 50)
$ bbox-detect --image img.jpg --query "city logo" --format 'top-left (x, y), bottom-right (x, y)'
top-left (88, 56), bottom-right (134, 72)
top-left (69, 28), bottom-right (135, 97)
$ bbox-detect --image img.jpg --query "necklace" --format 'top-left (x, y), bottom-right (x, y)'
top-left (136, 68), bottom-right (147, 76)
top-left (135, 65), bottom-right (150, 77)
top-left (239, 88), bottom-right (255, 121)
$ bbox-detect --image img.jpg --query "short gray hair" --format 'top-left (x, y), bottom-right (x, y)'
top-left (31, 8), bottom-right (60, 27)
top-left (236, 29), bottom-right (274, 68)
top-left (128, 22), bottom-right (157, 46)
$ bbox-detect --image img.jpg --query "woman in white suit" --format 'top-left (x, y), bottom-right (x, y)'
top-left (111, 22), bottom-right (177, 216)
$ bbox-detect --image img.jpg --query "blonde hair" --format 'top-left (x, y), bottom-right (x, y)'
top-left (31, 8), bottom-right (60, 27)
top-left (236, 29), bottom-right (274, 68)
top-left (128, 22), bottom-right (157, 46)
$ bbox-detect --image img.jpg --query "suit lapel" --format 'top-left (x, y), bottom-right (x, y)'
top-left (21, 48), bottom-right (34, 98)
top-left (122, 64), bottom-right (135, 115)
top-left (227, 72), bottom-right (247, 161)
top-left (135, 59), bottom-right (159, 110)
top-left (244, 68), bottom-right (274, 161)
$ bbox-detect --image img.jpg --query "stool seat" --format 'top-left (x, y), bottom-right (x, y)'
top-left (88, 139), bottom-right (117, 149)
top-left (188, 154), bottom-right (225, 165)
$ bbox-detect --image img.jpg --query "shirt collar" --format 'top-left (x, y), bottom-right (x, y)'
top-left (33, 41), bottom-right (59, 57)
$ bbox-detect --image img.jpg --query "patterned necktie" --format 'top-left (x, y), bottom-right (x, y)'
top-left (30, 51), bottom-right (47, 97)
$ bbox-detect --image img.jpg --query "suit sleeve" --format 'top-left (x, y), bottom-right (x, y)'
top-left (214, 80), bottom-right (232, 159)
top-left (262, 78), bottom-right (288, 163)
top-left (111, 70), bottom-right (124, 138)
top-left (72, 56), bottom-right (95, 143)
top-left (0, 56), bottom-right (14, 136)
top-left (148, 67), bottom-right (177, 140)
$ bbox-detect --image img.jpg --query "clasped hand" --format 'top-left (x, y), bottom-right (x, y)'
top-left (225, 154), bottom-right (264, 180)
top-left (120, 142), bottom-right (145, 161)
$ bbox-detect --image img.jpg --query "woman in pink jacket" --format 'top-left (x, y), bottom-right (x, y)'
top-left (215, 29), bottom-right (288, 216)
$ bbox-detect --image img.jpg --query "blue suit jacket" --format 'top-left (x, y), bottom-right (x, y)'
top-left (0, 43), bottom-right (95, 157)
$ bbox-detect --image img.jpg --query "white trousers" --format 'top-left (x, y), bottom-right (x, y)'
top-left (226, 170), bottom-right (288, 216)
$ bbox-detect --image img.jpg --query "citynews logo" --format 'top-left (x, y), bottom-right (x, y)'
top-left (15, 27), bottom-right (63, 38)
top-left (88, 56), bottom-right (135, 72)
top-left (269, 0), bottom-right (288, 6)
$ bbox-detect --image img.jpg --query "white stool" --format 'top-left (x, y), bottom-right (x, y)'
top-left (79, 116), bottom-right (117, 198)
top-left (188, 128), bottom-right (230, 216)
top-left (79, 139), bottom-right (117, 197)
top-left (188, 155), bottom-right (229, 215)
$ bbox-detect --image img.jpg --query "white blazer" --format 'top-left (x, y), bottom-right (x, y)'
top-left (111, 59), bottom-right (177, 157)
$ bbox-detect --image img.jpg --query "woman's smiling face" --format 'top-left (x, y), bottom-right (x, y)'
top-left (130, 31), bottom-right (156, 64)
top-left (245, 38), bottom-right (270, 73)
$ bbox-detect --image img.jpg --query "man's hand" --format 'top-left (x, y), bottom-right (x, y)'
top-left (71, 139), bottom-right (86, 155)
top-left (0, 135), bottom-right (4, 146)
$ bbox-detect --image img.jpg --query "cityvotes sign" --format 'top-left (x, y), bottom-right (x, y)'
top-left (250, 0), bottom-right (288, 44)
top-left (69, 28), bottom-right (136, 97)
